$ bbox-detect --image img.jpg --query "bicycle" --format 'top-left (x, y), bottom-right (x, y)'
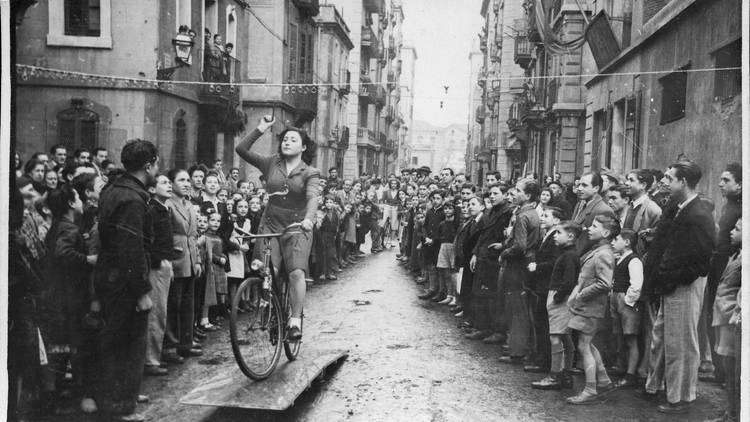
top-left (229, 222), bottom-right (305, 380)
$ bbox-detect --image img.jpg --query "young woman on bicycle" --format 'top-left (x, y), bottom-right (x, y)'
top-left (235, 116), bottom-right (319, 340)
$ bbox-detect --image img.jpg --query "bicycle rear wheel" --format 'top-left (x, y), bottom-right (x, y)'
top-left (230, 277), bottom-right (283, 380)
top-left (283, 287), bottom-right (303, 361)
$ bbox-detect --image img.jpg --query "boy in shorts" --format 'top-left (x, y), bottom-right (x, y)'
top-left (531, 221), bottom-right (581, 390)
top-left (566, 215), bottom-right (619, 404)
top-left (610, 229), bottom-right (643, 388)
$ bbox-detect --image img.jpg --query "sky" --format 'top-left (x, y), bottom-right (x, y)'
top-left (401, 0), bottom-right (483, 127)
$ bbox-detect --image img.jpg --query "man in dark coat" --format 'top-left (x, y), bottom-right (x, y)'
top-left (643, 161), bottom-right (716, 415)
top-left (465, 183), bottom-right (512, 342)
top-left (499, 180), bottom-right (542, 364)
top-left (571, 173), bottom-right (615, 254)
top-left (94, 139), bottom-right (159, 420)
top-left (698, 162), bottom-right (742, 382)
top-left (417, 190), bottom-right (445, 300)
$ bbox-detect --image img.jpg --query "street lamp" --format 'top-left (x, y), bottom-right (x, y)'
top-left (157, 32), bottom-right (195, 81)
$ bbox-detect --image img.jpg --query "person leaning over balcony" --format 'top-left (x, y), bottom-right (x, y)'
top-left (235, 116), bottom-right (319, 340)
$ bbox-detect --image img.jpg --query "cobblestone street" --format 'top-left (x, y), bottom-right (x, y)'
top-left (93, 248), bottom-right (727, 422)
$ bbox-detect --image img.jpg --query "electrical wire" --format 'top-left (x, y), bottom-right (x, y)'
top-left (15, 64), bottom-right (741, 88)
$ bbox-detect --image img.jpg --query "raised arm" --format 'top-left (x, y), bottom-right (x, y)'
top-left (235, 117), bottom-right (275, 172)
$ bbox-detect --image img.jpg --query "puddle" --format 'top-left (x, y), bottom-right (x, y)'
top-left (353, 300), bottom-right (371, 306)
top-left (386, 344), bottom-right (411, 350)
top-left (362, 289), bottom-right (383, 294)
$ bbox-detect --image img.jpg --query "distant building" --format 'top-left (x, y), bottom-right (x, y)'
top-left (311, 4), bottom-right (354, 175)
top-left (397, 42), bottom-right (417, 171)
top-left (411, 121), bottom-right (467, 174)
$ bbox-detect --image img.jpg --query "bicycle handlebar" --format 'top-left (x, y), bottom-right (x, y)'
top-left (234, 222), bottom-right (302, 239)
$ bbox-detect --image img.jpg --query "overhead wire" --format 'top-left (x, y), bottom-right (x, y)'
top-left (15, 64), bottom-right (741, 88)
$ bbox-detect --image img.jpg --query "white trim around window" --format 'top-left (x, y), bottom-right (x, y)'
top-left (46, 0), bottom-right (113, 48)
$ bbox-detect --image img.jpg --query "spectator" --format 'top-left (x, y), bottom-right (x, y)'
top-left (571, 173), bottom-right (615, 254)
top-left (49, 144), bottom-right (68, 171)
top-left (143, 174), bottom-right (176, 377)
top-left (94, 139), bottom-right (158, 420)
top-left (643, 160), bottom-right (715, 414)
top-left (92, 147), bottom-right (108, 177)
top-left (74, 148), bottom-right (91, 165)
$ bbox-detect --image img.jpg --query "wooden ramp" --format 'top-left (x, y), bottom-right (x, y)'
top-left (179, 349), bottom-right (348, 411)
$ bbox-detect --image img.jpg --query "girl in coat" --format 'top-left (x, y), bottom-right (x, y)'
top-left (203, 212), bottom-right (228, 329)
top-left (39, 185), bottom-right (98, 414)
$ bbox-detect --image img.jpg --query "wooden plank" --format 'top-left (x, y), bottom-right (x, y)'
top-left (179, 349), bottom-right (348, 411)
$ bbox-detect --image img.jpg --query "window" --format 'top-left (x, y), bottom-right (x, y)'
top-left (47, 0), bottom-right (111, 48)
top-left (713, 39), bottom-right (741, 101)
top-left (174, 118), bottom-right (187, 169)
top-left (299, 32), bottom-right (307, 81)
top-left (659, 66), bottom-right (688, 124)
top-left (288, 23), bottom-right (299, 82)
top-left (176, 0), bottom-right (191, 31)
top-left (64, 0), bottom-right (100, 36)
top-left (225, 6), bottom-right (237, 48)
top-left (57, 102), bottom-right (99, 150)
top-left (411, 156), bottom-right (418, 165)
top-left (205, 0), bottom-right (218, 35)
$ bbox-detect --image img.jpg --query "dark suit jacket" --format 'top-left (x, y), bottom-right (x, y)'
top-left (529, 230), bottom-right (561, 295)
top-left (572, 193), bottom-right (615, 254)
top-left (651, 195), bottom-right (715, 296)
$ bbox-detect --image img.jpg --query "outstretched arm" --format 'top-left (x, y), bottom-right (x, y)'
top-left (235, 117), bottom-right (275, 172)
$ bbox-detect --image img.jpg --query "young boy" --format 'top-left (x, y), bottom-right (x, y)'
top-left (531, 220), bottom-right (580, 390)
top-left (144, 175), bottom-right (176, 376)
top-left (319, 195), bottom-right (341, 281)
top-left (712, 217), bottom-right (741, 421)
top-left (609, 229), bottom-right (643, 388)
top-left (435, 202), bottom-right (459, 305)
top-left (566, 215), bottom-right (619, 404)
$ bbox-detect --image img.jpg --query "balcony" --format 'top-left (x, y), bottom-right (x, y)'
top-left (363, 0), bottom-right (385, 14)
top-left (359, 72), bottom-right (374, 104)
top-left (385, 105), bottom-right (394, 124)
top-left (477, 68), bottom-right (487, 88)
top-left (361, 25), bottom-right (380, 56)
top-left (523, 0), bottom-right (541, 42)
top-left (395, 59), bottom-right (402, 75)
top-left (357, 126), bottom-right (377, 146)
top-left (475, 105), bottom-right (486, 124)
top-left (514, 35), bottom-right (533, 68)
top-left (374, 85), bottom-right (387, 107)
top-left (387, 70), bottom-right (396, 91)
top-left (388, 36), bottom-right (397, 59)
top-left (199, 56), bottom-right (241, 108)
top-left (479, 34), bottom-right (487, 53)
top-left (393, 86), bottom-right (401, 102)
top-left (293, 0), bottom-right (320, 18)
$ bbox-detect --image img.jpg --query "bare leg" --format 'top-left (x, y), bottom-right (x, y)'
top-left (288, 269), bottom-right (306, 319)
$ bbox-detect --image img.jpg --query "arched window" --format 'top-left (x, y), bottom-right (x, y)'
top-left (205, 0), bottom-right (218, 35)
top-left (173, 118), bottom-right (187, 169)
top-left (57, 100), bottom-right (99, 150)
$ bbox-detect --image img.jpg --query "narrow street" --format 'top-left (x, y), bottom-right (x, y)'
top-left (124, 248), bottom-right (726, 422)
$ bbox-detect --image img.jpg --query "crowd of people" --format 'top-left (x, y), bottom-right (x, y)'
top-left (387, 162), bottom-right (740, 419)
top-left (8, 136), bottom-right (742, 421)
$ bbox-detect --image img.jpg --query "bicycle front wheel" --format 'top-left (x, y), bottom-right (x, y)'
top-left (230, 277), bottom-right (283, 380)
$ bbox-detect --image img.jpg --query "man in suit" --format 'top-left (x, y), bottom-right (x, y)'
top-left (499, 180), bottom-right (542, 364)
top-left (166, 171), bottom-right (204, 362)
top-left (643, 161), bottom-right (715, 414)
top-left (572, 173), bottom-right (615, 254)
